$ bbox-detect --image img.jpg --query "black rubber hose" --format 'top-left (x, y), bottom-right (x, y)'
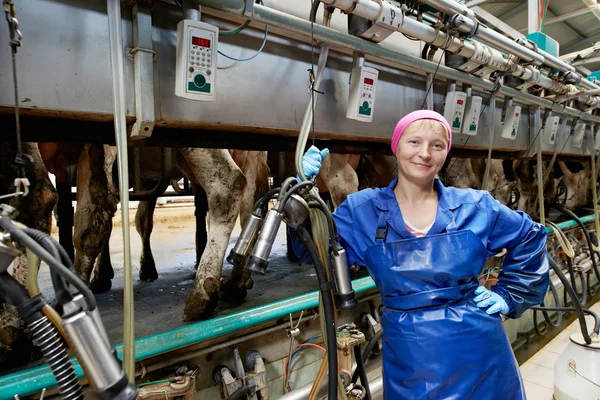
top-left (23, 228), bottom-right (73, 305)
top-left (353, 344), bottom-right (372, 400)
top-left (532, 306), bottom-right (600, 335)
top-left (226, 380), bottom-right (256, 400)
top-left (253, 187), bottom-right (280, 211)
top-left (533, 277), bottom-right (562, 335)
top-left (547, 257), bottom-right (592, 343)
top-left (295, 226), bottom-right (338, 400)
top-left (352, 329), bottom-right (384, 384)
top-left (0, 217), bottom-right (97, 310)
top-left (309, 0), bottom-right (321, 23)
top-left (422, 43), bottom-right (430, 60)
top-left (0, 272), bottom-right (35, 311)
top-left (547, 204), bottom-right (600, 282)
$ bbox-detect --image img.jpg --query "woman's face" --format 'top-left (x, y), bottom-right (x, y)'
top-left (395, 120), bottom-right (449, 185)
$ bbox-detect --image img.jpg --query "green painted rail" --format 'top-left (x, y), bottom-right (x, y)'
top-left (0, 214), bottom-right (595, 398)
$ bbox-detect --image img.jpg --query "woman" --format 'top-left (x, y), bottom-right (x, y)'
top-left (302, 110), bottom-right (549, 399)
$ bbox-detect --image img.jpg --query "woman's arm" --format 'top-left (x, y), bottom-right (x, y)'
top-left (485, 194), bottom-right (550, 319)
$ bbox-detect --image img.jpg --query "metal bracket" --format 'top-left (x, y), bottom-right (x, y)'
top-left (128, 4), bottom-right (156, 139)
top-left (125, 46), bottom-right (157, 62)
top-left (244, 0), bottom-right (254, 17)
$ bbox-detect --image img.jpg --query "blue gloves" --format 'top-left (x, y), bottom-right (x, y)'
top-left (301, 146), bottom-right (329, 179)
top-left (474, 286), bottom-right (510, 315)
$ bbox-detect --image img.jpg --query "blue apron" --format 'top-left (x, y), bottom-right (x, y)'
top-left (365, 225), bottom-right (525, 399)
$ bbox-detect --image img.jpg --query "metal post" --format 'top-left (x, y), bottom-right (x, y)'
top-left (528, 0), bottom-right (539, 34)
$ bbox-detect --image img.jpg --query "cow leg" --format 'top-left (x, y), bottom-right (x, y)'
top-left (318, 153), bottom-right (359, 207)
top-left (135, 196), bottom-right (159, 282)
top-left (194, 186), bottom-right (208, 269)
top-left (56, 179), bottom-right (75, 262)
top-left (178, 148), bottom-right (246, 321)
top-left (0, 142), bottom-right (57, 369)
top-left (90, 236), bottom-right (114, 293)
top-left (221, 151), bottom-right (270, 304)
top-left (74, 145), bottom-right (118, 286)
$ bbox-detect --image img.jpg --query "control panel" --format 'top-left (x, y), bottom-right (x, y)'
top-left (501, 105), bottom-right (521, 140)
top-left (572, 122), bottom-right (586, 148)
top-left (461, 96), bottom-right (483, 136)
top-left (175, 19), bottom-right (218, 101)
top-left (542, 116), bottom-right (560, 145)
top-left (347, 66), bottom-right (378, 122)
top-left (443, 91), bottom-right (467, 134)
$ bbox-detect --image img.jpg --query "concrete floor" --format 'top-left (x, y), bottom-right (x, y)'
top-left (520, 300), bottom-right (600, 400)
top-left (36, 204), bottom-right (318, 345)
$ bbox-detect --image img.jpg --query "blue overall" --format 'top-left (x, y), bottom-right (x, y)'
top-left (332, 178), bottom-right (549, 399)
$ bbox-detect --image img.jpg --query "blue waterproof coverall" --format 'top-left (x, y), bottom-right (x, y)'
top-left (332, 178), bottom-right (549, 399)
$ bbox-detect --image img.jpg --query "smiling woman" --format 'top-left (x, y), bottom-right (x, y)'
top-left (301, 109), bottom-right (550, 400)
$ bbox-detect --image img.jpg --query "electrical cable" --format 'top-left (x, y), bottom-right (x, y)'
top-left (220, 20), bottom-right (252, 36)
top-left (0, 217), bottom-right (97, 310)
top-left (218, 23), bottom-right (268, 62)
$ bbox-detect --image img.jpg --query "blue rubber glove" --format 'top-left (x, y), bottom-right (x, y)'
top-left (301, 145), bottom-right (329, 179)
top-left (474, 286), bottom-right (510, 315)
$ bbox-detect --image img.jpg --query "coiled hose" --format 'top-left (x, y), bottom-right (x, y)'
top-left (28, 316), bottom-right (84, 400)
top-left (0, 272), bottom-right (83, 399)
top-left (533, 278), bottom-right (562, 335)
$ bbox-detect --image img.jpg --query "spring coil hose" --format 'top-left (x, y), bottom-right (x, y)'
top-left (28, 316), bottom-right (83, 400)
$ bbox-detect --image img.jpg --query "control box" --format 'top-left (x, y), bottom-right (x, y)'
top-left (572, 122), bottom-right (586, 148)
top-left (443, 91), bottom-right (467, 134)
top-left (347, 66), bottom-right (378, 122)
top-left (501, 105), bottom-right (521, 140)
top-left (542, 116), bottom-right (560, 145)
top-left (175, 19), bottom-right (218, 101)
top-left (461, 96), bottom-right (483, 136)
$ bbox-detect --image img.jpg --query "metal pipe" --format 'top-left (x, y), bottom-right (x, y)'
top-left (537, 109), bottom-right (545, 225)
top-left (107, 0), bottom-right (135, 382)
top-left (419, 0), bottom-right (544, 65)
top-left (191, 0), bottom-right (600, 121)
top-left (279, 375), bottom-right (383, 400)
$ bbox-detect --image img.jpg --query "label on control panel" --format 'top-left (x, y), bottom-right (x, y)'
top-left (443, 92), bottom-right (467, 134)
top-left (542, 116), bottom-right (560, 145)
top-left (501, 106), bottom-right (521, 140)
top-left (461, 96), bottom-right (482, 136)
top-left (347, 66), bottom-right (378, 123)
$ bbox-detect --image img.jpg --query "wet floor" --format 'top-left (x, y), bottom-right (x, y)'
top-left (35, 204), bottom-right (320, 345)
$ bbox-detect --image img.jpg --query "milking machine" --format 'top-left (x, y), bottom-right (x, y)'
top-left (226, 174), bottom-right (364, 400)
top-left (0, 204), bottom-right (137, 400)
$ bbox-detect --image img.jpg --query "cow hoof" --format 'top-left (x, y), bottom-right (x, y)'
top-left (139, 268), bottom-right (158, 282)
top-left (182, 278), bottom-right (220, 321)
top-left (90, 278), bottom-right (112, 293)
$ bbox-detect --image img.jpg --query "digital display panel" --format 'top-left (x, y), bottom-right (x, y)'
top-left (192, 37), bottom-right (211, 48)
top-left (364, 78), bottom-right (374, 85)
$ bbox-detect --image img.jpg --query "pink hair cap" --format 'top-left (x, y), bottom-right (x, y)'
top-left (391, 110), bottom-right (452, 155)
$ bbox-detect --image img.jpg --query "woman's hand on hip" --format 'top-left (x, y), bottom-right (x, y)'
top-left (474, 286), bottom-right (509, 315)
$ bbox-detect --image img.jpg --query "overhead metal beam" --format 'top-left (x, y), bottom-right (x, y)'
top-left (563, 31), bottom-right (600, 54)
top-left (517, 6), bottom-right (593, 31)
top-left (498, 1), bottom-right (528, 21)
top-left (472, 6), bottom-right (524, 40)
top-left (546, 4), bottom-right (586, 40)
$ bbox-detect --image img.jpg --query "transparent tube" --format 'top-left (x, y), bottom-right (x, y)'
top-left (107, 0), bottom-right (135, 381)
